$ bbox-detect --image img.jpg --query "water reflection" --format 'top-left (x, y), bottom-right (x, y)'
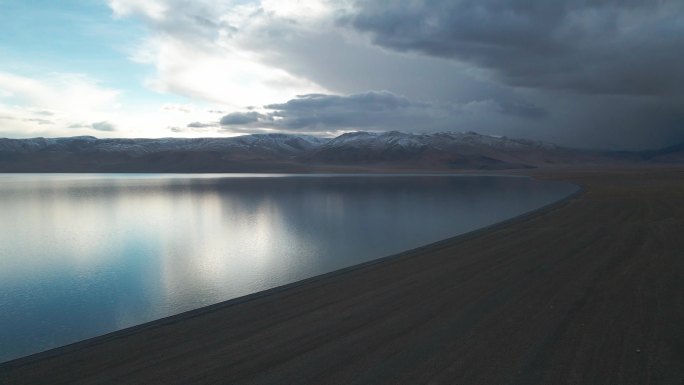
top-left (0, 174), bottom-right (576, 362)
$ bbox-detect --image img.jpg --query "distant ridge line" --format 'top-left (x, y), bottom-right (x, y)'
top-left (0, 131), bottom-right (681, 172)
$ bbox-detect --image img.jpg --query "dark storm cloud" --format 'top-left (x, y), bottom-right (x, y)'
top-left (137, 0), bottom-right (684, 149)
top-left (544, 93), bottom-right (684, 149)
top-left (217, 91), bottom-right (439, 132)
top-left (266, 91), bottom-right (412, 112)
top-left (328, 0), bottom-right (684, 149)
top-left (497, 101), bottom-right (547, 119)
top-left (215, 91), bottom-right (543, 134)
top-left (263, 91), bottom-right (422, 130)
top-left (91, 121), bottom-right (116, 132)
top-left (347, 0), bottom-right (684, 96)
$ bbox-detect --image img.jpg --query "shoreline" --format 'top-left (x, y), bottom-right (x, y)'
top-left (0, 175), bottom-right (582, 366)
top-left (2, 167), bottom-right (683, 384)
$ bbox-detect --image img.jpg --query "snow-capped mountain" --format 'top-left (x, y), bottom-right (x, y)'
top-left (307, 131), bottom-right (611, 168)
top-left (0, 131), bottom-right (668, 172)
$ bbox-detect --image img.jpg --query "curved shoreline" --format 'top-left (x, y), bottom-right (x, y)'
top-left (0, 177), bottom-right (582, 367)
top-left (3, 167), bottom-right (683, 384)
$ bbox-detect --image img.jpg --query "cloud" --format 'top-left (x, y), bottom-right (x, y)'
top-left (0, 72), bottom-right (120, 114)
top-left (0, 71), bottom-right (123, 137)
top-left (107, 0), bottom-right (684, 149)
top-left (108, 0), bottom-right (168, 20)
top-left (92, 121), bottom-right (116, 132)
top-left (215, 91), bottom-right (434, 132)
top-left (347, 0), bottom-right (684, 96)
top-left (162, 103), bottom-right (195, 113)
top-left (215, 91), bottom-right (544, 136)
top-left (260, 91), bottom-right (423, 131)
top-left (109, 0), bottom-right (327, 107)
top-left (497, 101), bottom-right (547, 119)
top-left (68, 121), bottom-right (117, 132)
top-left (67, 123), bottom-right (89, 129)
top-left (0, 70), bottom-right (225, 138)
top-left (187, 121), bottom-right (218, 128)
top-left (23, 118), bottom-right (54, 125)
top-left (170, 122), bottom-right (218, 133)
top-left (266, 91), bottom-right (412, 112)
top-left (219, 111), bottom-right (265, 126)
top-left (33, 110), bottom-right (55, 116)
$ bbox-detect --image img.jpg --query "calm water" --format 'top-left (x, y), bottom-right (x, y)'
top-left (0, 174), bottom-right (576, 362)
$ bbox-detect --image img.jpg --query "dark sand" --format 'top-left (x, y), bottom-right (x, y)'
top-left (2, 168), bottom-right (683, 384)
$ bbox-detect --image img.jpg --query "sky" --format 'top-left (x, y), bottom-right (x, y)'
top-left (0, 0), bottom-right (683, 149)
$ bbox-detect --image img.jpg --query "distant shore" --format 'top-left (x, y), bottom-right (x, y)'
top-left (2, 167), bottom-right (683, 384)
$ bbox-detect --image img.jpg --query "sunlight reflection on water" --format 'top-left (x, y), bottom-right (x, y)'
top-left (0, 174), bottom-right (577, 362)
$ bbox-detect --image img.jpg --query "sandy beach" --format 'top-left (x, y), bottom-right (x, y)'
top-left (1, 167), bottom-right (683, 384)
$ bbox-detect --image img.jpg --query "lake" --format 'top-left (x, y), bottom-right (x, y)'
top-left (0, 174), bottom-right (577, 362)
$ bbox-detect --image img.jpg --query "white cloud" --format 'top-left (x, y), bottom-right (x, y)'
top-left (108, 0), bottom-right (168, 20)
top-left (0, 71), bottom-right (221, 138)
top-left (0, 72), bottom-right (124, 137)
top-left (0, 72), bottom-right (120, 116)
top-left (135, 36), bottom-right (323, 107)
top-left (259, 0), bottom-right (343, 21)
top-left (110, 0), bottom-right (332, 108)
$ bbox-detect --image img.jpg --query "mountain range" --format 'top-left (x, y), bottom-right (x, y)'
top-left (0, 131), bottom-right (681, 172)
